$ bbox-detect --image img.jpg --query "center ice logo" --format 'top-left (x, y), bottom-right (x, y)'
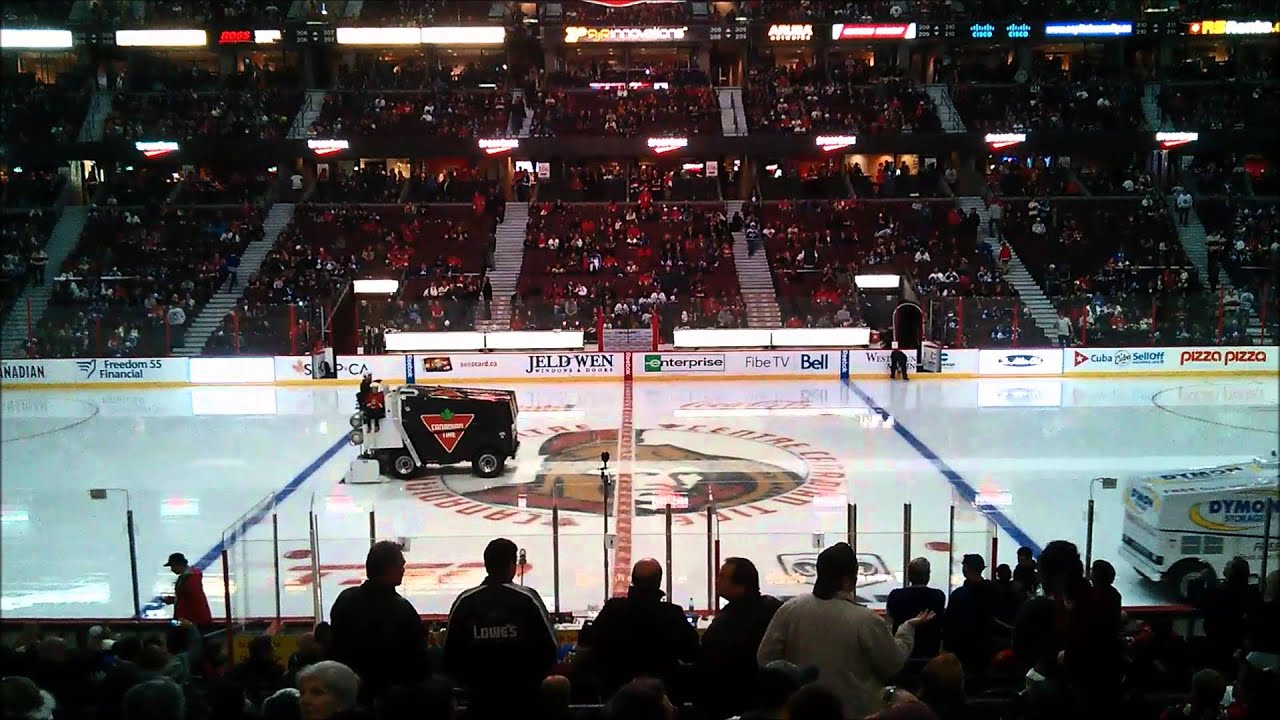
top-left (405, 425), bottom-right (848, 526)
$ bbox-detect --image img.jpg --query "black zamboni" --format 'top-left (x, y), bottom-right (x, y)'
top-left (345, 383), bottom-right (520, 484)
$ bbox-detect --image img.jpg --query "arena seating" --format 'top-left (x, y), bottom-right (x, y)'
top-left (1, 167), bottom-right (67, 209)
top-left (513, 201), bottom-right (742, 339)
top-left (0, 74), bottom-right (87, 144)
top-left (562, 0), bottom-right (689, 24)
top-left (746, 61), bottom-right (940, 135)
top-left (28, 207), bottom-right (260, 358)
top-left (1, 211), bottom-right (57, 332)
top-left (310, 89), bottom-right (514, 139)
top-left (529, 86), bottom-right (719, 137)
top-left (175, 166), bottom-right (274, 206)
top-left (1197, 197), bottom-right (1279, 339)
top-left (952, 75), bottom-right (1145, 133)
top-left (1157, 81), bottom-right (1280, 131)
top-left (94, 166), bottom-right (183, 208)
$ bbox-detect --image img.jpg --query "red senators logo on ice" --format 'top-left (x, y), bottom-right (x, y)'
top-left (420, 409), bottom-right (474, 453)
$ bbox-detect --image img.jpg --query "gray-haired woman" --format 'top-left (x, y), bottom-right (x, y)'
top-left (297, 661), bottom-right (361, 720)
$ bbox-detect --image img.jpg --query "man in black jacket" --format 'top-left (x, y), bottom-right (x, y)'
top-left (945, 554), bottom-right (997, 672)
top-left (698, 558), bottom-right (782, 719)
top-left (886, 557), bottom-right (947, 659)
top-left (329, 541), bottom-right (429, 702)
top-left (444, 538), bottom-right (557, 719)
top-left (591, 558), bottom-right (700, 700)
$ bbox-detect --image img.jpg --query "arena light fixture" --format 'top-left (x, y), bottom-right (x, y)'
top-left (478, 138), bottom-right (520, 155)
top-left (647, 137), bottom-right (688, 154)
top-left (0, 29), bottom-right (73, 49)
top-left (116, 29), bottom-right (207, 47)
top-left (815, 135), bottom-right (857, 152)
top-left (421, 26), bottom-right (505, 45)
top-left (353, 279), bottom-right (399, 295)
top-left (1156, 131), bottom-right (1199, 149)
top-left (134, 141), bottom-right (179, 158)
top-left (984, 132), bottom-right (1026, 150)
top-left (307, 138), bottom-right (349, 156)
top-left (335, 27), bottom-right (421, 45)
top-left (854, 274), bottom-right (901, 290)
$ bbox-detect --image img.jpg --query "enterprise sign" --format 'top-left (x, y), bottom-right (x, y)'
top-left (1043, 21), bottom-right (1133, 37)
top-left (1188, 19), bottom-right (1279, 35)
top-left (565, 26), bottom-right (688, 43)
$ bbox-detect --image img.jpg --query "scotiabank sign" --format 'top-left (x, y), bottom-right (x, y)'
top-left (565, 26), bottom-right (688, 43)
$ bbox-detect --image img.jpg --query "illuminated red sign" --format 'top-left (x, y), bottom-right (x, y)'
top-left (831, 22), bottom-right (917, 40)
top-left (219, 30), bottom-right (252, 44)
top-left (1156, 132), bottom-right (1199, 149)
top-left (984, 133), bottom-right (1026, 151)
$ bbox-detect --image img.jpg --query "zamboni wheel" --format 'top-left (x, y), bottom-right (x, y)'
top-left (472, 450), bottom-right (505, 479)
top-left (390, 453), bottom-right (417, 479)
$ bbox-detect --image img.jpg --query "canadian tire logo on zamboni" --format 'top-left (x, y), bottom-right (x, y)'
top-left (420, 409), bottom-right (475, 453)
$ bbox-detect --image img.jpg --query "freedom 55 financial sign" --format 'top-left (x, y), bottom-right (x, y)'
top-left (1, 358), bottom-right (189, 385)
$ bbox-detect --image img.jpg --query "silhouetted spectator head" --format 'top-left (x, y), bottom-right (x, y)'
top-left (1225, 556), bottom-right (1251, 587)
top-left (919, 653), bottom-right (966, 708)
top-left (1189, 668), bottom-right (1227, 712)
top-left (995, 564), bottom-right (1012, 582)
top-left (631, 558), bottom-right (663, 592)
top-left (298, 660), bottom-right (360, 720)
top-left (376, 676), bottom-right (455, 720)
top-left (366, 541), bottom-right (406, 587)
top-left (247, 635), bottom-right (276, 664)
top-left (961, 554), bottom-right (986, 581)
top-left (483, 538), bottom-right (519, 582)
top-left (757, 661), bottom-right (810, 712)
top-left (1017, 546), bottom-right (1034, 565)
top-left (262, 688), bottom-right (302, 720)
top-left (540, 675), bottom-right (572, 720)
top-left (907, 557), bottom-right (931, 586)
top-left (813, 542), bottom-right (859, 600)
top-left (313, 621), bottom-right (333, 650)
top-left (1038, 540), bottom-right (1084, 597)
top-left (717, 557), bottom-right (761, 602)
top-left (786, 683), bottom-right (844, 720)
top-left (1091, 560), bottom-right (1116, 588)
top-left (0, 677), bottom-right (56, 720)
top-left (112, 635), bottom-right (142, 662)
top-left (606, 677), bottom-right (675, 720)
top-left (122, 678), bottom-right (186, 720)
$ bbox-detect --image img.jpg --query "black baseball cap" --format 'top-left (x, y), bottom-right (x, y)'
top-left (164, 553), bottom-right (189, 568)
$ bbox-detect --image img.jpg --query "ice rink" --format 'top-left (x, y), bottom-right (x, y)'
top-left (2, 376), bottom-right (1276, 622)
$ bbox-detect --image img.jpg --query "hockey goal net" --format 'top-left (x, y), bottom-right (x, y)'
top-left (919, 341), bottom-right (943, 373)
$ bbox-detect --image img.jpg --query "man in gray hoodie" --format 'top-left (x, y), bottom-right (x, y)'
top-left (757, 543), bottom-right (935, 719)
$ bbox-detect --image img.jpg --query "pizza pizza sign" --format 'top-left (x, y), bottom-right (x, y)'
top-left (420, 408), bottom-right (475, 453)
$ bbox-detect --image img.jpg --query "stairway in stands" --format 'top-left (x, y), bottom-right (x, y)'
top-left (174, 203), bottom-right (296, 355)
top-left (726, 200), bottom-right (781, 327)
top-left (476, 202), bottom-right (528, 331)
top-left (957, 196), bottom-right (1059, 336)
top-left (0, 207), bottom-right (90, 355)
top-left (1166, 196), bottom-right (1264, 343)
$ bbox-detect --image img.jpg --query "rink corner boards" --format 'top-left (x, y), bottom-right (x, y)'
top-left (1, 347), bottom-right (1277, 389)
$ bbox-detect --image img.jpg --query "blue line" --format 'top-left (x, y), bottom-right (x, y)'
top-left (841, 378), bottom-right (1043, 558)
top-left (140, 435), bottom-right (351, 616)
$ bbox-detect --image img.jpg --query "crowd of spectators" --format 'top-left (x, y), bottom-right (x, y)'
top-left (21, 206), bottom-right (259, 358)
top-left (336, 58), bottom-right (507, 92)
top-left (1199, 198), bottom-right (1280, 339)
top-left (143, 0), bottom-right (286, 25)
top-left (529, 87), bottom-right (719, 137)
top-left (0, 211), bottom-right (55, 327)
top-left (105, 64), bottom-right (302, 142)
top-left (562, 0), bottom-right (689, 25)
top-left (311, 89), bottom-right (516, 139)
top-left (514, 199), bottom-right (741, 338)
top-left (312, 166), bottom-right (407, 204)
top-left (357, 0), bottom-right (494, 24)
top-left (1, 168), bottom-right (67, 209)
top-left (746, 61), bottom-right (940, 135)
top-left (0, 73), bottom-right (87, 145)
top-left (984, 160), bottom-right (1077, 198)
top-left (6, 538), bottom-right (1278, 720)
top-left (953, 74), bottom-right (1145, 133)
top-left (0, 0), bottom-right (73, 24)
top-left (175, 166), bottom-right (274, 206)
top-left (1156, 80), bottom-right (1280, 132)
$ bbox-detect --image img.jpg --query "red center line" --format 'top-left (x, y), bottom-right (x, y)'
top-left (610, 353), bottom-right (636, 596)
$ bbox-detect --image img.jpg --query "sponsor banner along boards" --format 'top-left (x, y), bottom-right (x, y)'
top-left (1067, 346), bottom-right (1277, 374)
top-left (977, 349), bottom-right (1065, 376)
top-left (0, 358), bottom-right (189, 385)
top-left (275, 352), bottom-right (624, 382)
top-left (636, 351), bottom-right (840, 379)
top-left (852, 349), bottom-right (978, 376)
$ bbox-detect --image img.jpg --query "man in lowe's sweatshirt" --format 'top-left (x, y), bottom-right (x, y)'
top-left (444, 538), bottom-right (557, 720)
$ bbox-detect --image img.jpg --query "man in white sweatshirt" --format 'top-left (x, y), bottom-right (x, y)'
top-left (757, 543), bottom-right (935, 718)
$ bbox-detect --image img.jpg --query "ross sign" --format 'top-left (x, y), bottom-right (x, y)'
top-left (1156, 131), bottom-right (1199, 149)
top-left (565, 26), bottom-right (689, 43)
top-left (1188, 20), bottom-right (1279, 36)
top-left (646, 137), bottom-right (688, 154)
top-left (985, 132), bottom-right (1026, 150)
top-left (307, 138), bottom-right (349, 156)
top-left (1043, 21), bottom-right (1133, 37)
top-left (831, 23), bottom-right (917, 40)
top-left (767, 24), bottom-right (814, 42)
top-left (977, 349), bottom-right (1065, 376)
top-left (0, 358), bottom-right (189, 385)
top-left (135, 141), bottom-right (179, 158)
top-left (815, 135), bottom-right (857, 152)
top-left (478, 138), bottom-right (519, 155)
top-left (217, 29), bottom-right (281, 45)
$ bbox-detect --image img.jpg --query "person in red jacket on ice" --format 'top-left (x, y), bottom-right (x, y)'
top-left (163, 552), bottom-right (213, 628)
